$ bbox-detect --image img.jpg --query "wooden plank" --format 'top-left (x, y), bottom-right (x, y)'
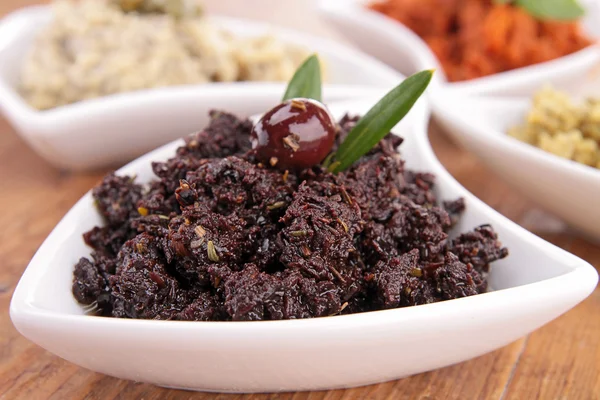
top-left (501, 238), bottom-right (600, 400)
top-left (1, 2), bottom-right (598, 399)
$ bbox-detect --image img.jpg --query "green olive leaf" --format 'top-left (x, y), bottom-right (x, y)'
top-left (331, 70), bottom-right (434, 173)
top-left (516, 0), bottom-right (585, 20)
top-left (492, 0), bottom-right (585, 20)
top-left (282, 54), bottom-right (322, 102)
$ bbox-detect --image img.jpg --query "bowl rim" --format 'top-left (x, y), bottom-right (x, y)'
top-left (10, 267), bottom-right (597, 332)
top-left (10, 96), bottom-right (598, 330)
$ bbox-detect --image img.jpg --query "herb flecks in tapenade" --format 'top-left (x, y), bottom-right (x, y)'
top-left (72, 110), bottom-right (509, 321)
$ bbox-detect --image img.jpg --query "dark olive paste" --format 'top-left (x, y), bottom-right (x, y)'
top-left (72, 110), bottom-right (508, 321)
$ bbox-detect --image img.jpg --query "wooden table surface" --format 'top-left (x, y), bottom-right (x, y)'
top-left (1, 1), bottom-right (599, 399)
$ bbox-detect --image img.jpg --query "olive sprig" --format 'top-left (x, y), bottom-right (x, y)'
top-left (493, 0), bottom-right (585, 21)
top-left (283, 55), bottom-right (433, 173)
top-left (282, 54), bottom-right (322, 102)
top-left (329, 69), bottom-right (433, 173)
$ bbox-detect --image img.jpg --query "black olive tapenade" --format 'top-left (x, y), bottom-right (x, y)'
top-left (72, 110), bottom-right (508, 321)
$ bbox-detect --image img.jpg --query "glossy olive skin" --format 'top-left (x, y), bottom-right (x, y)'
top-left (251, 98), bottom-right (337, 171)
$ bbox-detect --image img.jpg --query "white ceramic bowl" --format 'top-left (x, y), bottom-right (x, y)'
top-left (0, 6), bottom-right (402, 171)
top-left (318, 0), bottom-right (600, 97)
top-left (10, 95), bottom-right (598, 393)
top-left (431, 91), bottom-right (600, 241)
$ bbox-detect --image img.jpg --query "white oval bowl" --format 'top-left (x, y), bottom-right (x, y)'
top-left (0, 5), bottom-right (402, 171)
top-left (431, 90), bottom-right (600, 241)
top-left (317, 0), bottom-right (600, 97)
top-left (10, 93), bottom-right (597, 393)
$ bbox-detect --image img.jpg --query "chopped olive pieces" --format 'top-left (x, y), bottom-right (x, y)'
top-left (73, 111), bottom-right (508, 321)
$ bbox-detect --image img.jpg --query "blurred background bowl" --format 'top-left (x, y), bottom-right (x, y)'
top-left (318, 0), bottom-right (600, 97)
top-left (0, 5), bottom-right (402, 171)
top-left (431, 90), bottom-right (600, 241)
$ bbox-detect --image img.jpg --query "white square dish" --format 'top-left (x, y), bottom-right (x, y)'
top-left (317, 0), bottom-right (600, 97)
top-left (0, 5), bottom-right (402, 171)
top-left (10, 93), bottom-right (598, 393)
top-left (430, 90), bottom-right (600, 241)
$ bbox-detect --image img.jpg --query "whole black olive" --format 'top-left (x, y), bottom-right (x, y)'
top-left (251, 98), bottom-right (337, 170)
